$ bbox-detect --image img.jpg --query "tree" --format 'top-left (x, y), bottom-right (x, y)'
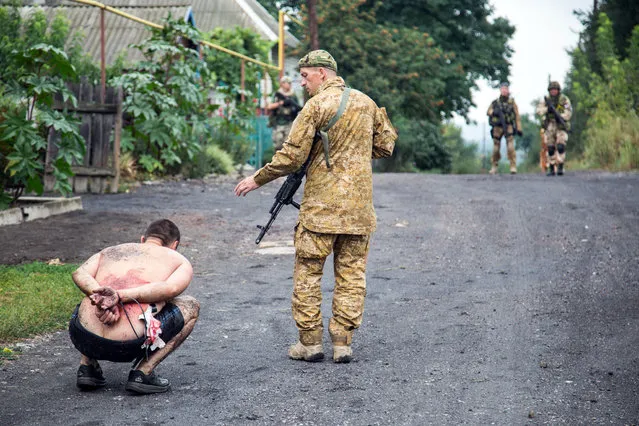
top-left (205, 26), bottom-right (274, 92)
top-left (442, 123), bottom-right (481, 174)
top-left (568, 13), bottom-right (639, 169)
top-left (257, 0), bottom-right (515, 172)
top-left (256, 0), bottom-right (305, 40)
top-left (364, 0), bottom-right (515, 103)
top-left (0, 3), bottom-right (98, 87)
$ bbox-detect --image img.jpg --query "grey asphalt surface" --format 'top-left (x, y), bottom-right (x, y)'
top-left (1, 171), bottom-right (638, 425)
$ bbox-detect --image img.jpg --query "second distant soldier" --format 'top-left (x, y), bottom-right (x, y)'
top-left (487, 82), bottom-right (522, 175)
top-left (536, 81), bottom-right (572, 176)
top-left (266, 76), bottom-right (301, 151)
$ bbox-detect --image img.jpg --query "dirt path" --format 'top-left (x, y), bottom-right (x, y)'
top-left (1, 172), bottom-right (638, 424)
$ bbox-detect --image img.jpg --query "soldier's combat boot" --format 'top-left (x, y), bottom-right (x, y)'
top-left (288, 341), bottom-right (324, 362)
top-left (330, 332), bottom-right (353, 363)
top-left (546, 164), bottom-right (555, 176)
top-left (509, 166), bottom-right (517, 175)
top-left (333, 345), bottom-right (353, 363)
top-left (489, 165), bottom-right (498, 175)
top-left (557, 163), bottom-right (564, 176)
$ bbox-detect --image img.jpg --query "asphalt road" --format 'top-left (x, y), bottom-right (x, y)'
top-left (1, 171), bottom-right (638, 425)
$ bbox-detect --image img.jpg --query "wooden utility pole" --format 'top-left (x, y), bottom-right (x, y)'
top-left (307, 0), bottom-right (319, 50)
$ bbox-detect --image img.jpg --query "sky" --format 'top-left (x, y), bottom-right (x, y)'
top-left (455, 0), bottom-right (593, 146)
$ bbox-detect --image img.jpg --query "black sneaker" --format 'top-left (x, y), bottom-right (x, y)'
top-left (125, 370), bottom-right (170, 394)
top-left (546, 165), bottom-right (555, 176)
top-left (557, 163), bottom-right (564, 175)
top-left (76, 364), bottom-right (106, 390)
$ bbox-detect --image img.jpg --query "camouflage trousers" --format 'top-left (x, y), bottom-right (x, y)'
top-left (491, 125), bottom-right (516, 168)
top-left (545, 121), bottom-right (568, 165)
top-left (271, 122), bottom-right (293, 151)
top-left (292, 224), bottom-right (370, 346)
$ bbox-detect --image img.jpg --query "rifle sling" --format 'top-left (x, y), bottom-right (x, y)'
top-left (317, 87), bottom-right (351, 168)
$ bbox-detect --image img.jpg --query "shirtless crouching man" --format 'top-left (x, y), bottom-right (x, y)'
top-left (69, 219), bottom-right (199, 394)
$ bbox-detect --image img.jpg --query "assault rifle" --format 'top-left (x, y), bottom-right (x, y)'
top-left (491, 102), bottom-right (518, 138)
top-left (255, 134), bottom-right (317, 245)
top-left (544, 97), bottom-right (566, 128)
top-left (493, 102), bottom-right (507, 137)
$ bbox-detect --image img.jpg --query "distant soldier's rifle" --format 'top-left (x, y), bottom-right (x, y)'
top-left (491, 102), bottom-right (516, 139)
top-left (544, 97), bottom-right (566, 128)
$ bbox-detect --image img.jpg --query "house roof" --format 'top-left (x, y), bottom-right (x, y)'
top-left (20, 0), bottom-right (298, 66)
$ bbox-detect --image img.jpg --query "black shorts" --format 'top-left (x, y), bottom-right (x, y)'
top-left (68, 302), bottom-right (184, 363)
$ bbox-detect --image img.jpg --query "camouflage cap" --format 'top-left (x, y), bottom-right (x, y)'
top-left (548, 81), bottom-right (561, 91)
top-left (280, 75), bottom-right (292, 84)
top-left (499, 82), bottom-right (509, 88)
top-left (297, 50), bottom-right (338, 72)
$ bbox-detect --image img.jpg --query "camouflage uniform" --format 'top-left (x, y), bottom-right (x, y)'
top-left (270, 77), bottom-right (300, 151)
top-left (536, 81), bottom-right (572, 175)
top-left (253, 50), bottom-right (397, 349)
top-left (486, 90), bottom-right (522, 174)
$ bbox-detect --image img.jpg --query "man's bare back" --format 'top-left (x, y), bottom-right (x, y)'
top-left (69, 219), bottom-right (199, 394)
top-left (76, 242), bottom-right (191, 341)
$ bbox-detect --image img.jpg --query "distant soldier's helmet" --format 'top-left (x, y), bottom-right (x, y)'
top-left (280, 76), bottom-right (292, 84)
top-left (548, 81), bottom-right (561, 91)
top-left (297, 50), bottom-right (338, 72)
top-left (499, 82), bottom-right (509, 88)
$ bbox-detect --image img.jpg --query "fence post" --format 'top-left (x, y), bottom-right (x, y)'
top-left (110, 87), bottom-right (123, 193)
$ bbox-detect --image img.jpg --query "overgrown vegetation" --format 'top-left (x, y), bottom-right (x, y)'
top-left (110, 18), bottom-right (215, 176)
top-left (0, 3), bottom-right (274, 207)
top-left (111, 20), bottom-right (274, 180)
top-left (0, 4), bottom-right (98, 208)
top-left (0, 262), bottom-right (82, 342)
top-left (564, 1), bottom-right (639, 170)
top-left (0, 44), bottom-right (85, 208)
top-left (260, 0), bottom-right (514, 172)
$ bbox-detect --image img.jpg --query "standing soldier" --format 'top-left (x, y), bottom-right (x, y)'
top-left (234, 50), bottom-right (396, 363)
top-left (486, 82), bottom-right (522, 175)
top-left (536, 81), bottom-right (572, 176)
top-left (266, 76), bottom-right (302, 151)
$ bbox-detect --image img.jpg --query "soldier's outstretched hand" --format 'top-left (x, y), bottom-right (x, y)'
top-left (234, 176), bottom-right (259, 197)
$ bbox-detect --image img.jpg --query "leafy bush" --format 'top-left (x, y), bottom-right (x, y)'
top-left (209, 86), bottom-right (257, 166)
top-left (0, 44), bottom-right (84, 205)
top-left (182, 143), bottom-right (235, 178)
top-left (110, 18), bottom-right (216, 175)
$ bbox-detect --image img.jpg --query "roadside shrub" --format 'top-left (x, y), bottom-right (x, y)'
top-left (205, 144), bottom-right (235, 175)
top-left (182, 143), bottom-right (234, 178)
top-left (585, 109), bottom-right (639, 169)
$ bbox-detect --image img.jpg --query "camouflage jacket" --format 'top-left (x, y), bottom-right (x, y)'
top-left (487, 96), bottom-right (522, 131)
top-left (253, 77), bottom-right (397, 234)
top-left (536, 94), bottom-right (573, 131)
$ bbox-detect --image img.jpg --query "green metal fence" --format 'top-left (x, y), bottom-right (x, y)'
top-left (248, 116), bottom-right (272, 168)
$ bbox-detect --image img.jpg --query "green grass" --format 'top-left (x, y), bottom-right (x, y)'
top-left (0, 262), bottom-right (83, 343)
